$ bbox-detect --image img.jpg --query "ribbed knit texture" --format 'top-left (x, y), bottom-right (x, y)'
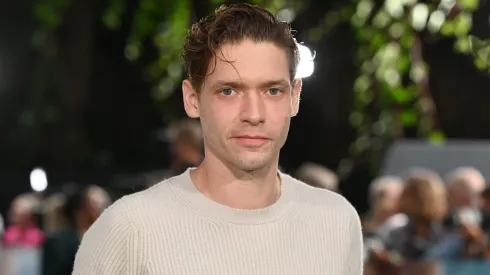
top-left (72, 169), bottom-right (363, 274)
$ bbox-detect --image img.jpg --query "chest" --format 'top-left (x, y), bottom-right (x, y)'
top-left (142, 222), bottom-right (350, 275)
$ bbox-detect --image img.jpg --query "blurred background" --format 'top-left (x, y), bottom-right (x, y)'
top-left (2, 0), bottom-right (490, 274)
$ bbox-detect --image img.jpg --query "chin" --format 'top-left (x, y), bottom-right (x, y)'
top-left (233, 156), bottom-right (272, 171)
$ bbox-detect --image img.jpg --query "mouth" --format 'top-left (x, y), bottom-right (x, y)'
top-left (232, 135), bottom-right (270, 147)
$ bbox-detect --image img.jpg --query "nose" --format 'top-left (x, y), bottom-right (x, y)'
top-left (239, 92), bottom-right (265, 125)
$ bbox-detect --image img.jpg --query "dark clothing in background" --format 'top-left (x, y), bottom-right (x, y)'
top-left (42, 228), bottom-right (79, 275)
top-left (367, 217), bottom-right (462, 261)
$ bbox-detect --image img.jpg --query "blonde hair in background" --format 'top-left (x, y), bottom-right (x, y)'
top-left (11, 193), bottom-right (41, 214)
top-left (43, 193), bottom-right (68, 233)
top-left (446, 167), bottom-right (486, 207)
top-left (401, 168), bottom-right (447, 222)
top-left (368, 175), bottom-right (403, 207)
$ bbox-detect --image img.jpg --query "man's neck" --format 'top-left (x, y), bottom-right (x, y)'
top-left (190, 155), bottom-right (281, 210)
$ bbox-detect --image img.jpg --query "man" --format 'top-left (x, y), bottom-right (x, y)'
top-left (72, 4), bottom-right (362, 274)
top-left (43, 185), bottom-right (111, 275)
top-left (446, 167), bottom-right (486, 210)
top-left (444, 167), bottom-right (486, 231)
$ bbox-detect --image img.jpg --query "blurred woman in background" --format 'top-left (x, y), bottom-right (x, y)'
top-left (2, 193), bottom-right (44, 248)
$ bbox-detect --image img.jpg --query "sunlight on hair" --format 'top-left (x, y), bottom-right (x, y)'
top-left (30, 167), bottom-right (48, 192)
top-left (295, 44), bottom-right (315, 78)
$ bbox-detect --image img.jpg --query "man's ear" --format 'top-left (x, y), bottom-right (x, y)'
top-left (182, 79), bottom-right (200, 118)
top-left (291, 78), bottom-right (302, 117)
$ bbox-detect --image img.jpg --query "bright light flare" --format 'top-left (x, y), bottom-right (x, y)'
top-left (295, 44), bottom-right (315, 79)
top-left (30, 168), bottom-right (48, 192)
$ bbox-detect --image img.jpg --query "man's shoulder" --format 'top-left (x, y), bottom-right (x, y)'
top-left (101, 172), bottom-right (187, 223)
top-left (285, 173), bottom-right (357, 215)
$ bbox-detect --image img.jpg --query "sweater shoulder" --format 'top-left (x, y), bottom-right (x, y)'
top-left (283, 173), bottom-right (358, 217)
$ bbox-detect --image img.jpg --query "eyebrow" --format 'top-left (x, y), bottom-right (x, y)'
top-left (210, 79), bottom-right (291, 90)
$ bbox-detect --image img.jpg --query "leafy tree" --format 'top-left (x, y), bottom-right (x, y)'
top-left (29, 0), bottom-right (485, 174)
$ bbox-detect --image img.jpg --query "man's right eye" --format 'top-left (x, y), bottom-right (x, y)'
top-left (220, 88), bottom-right (235, 96)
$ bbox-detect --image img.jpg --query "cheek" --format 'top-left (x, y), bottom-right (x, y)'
top-left (274, 113), bottom-right (291, 134)
top-left (200, 106), bottom-right (230, 141)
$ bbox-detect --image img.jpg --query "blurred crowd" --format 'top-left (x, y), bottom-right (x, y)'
top-left (363, 167), bottom-right (490, 274)
top-left (1, 119), bottom-right (490, 275)
top-left (0, 119), bottom-right (206, 275)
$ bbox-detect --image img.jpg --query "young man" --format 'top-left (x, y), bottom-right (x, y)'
top-left (72, 4), bottom-right (362, 274)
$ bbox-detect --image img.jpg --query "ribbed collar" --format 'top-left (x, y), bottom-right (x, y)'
top-left (170, 168), bottom-right (296, 225)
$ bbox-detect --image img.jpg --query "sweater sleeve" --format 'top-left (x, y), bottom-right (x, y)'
top-left (72, 198), bottom-right (141, 275)
top-left (345, 205), bottom-right (364, 275)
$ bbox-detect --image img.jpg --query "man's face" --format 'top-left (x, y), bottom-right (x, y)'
top-left (183, 40), bottom-right (301, 172)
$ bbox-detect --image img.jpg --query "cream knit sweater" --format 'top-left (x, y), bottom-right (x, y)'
top-left (72, 169), bottom-right (363, 274)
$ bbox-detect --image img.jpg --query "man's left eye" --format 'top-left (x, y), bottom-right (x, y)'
top-left (267, 88), bottom-right (281, 95)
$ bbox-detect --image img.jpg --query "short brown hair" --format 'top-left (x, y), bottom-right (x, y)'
top-left (182, 3), bottom-right (300, 92)
top-left (400, 168), bottom-right (447, 222)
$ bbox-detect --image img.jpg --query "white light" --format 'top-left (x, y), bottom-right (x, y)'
top-left (411, 3), bottom-right (430, 31)
top-left (276, 8), bottom-right (296, 23)
top-left (295, 44), bottom-right (315, 78)
top-left (385, 0), bottom-right (405, 19)
top-left (438, 0), bottom-right (456, 15)
top-left (30, 168), bottom-right (48, 192)
top-left (428, 10), bottom-right (446, 33)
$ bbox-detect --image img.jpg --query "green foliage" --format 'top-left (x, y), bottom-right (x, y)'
top-left (469, 35), bottom-right (490, 69)
top-left (29, 0), bottom-right (485, 174)
top-left (31, 0), bottom-right (70, 48)
top-left (337, 0), bottom-right (480, 177)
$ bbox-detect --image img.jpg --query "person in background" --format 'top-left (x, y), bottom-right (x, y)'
top-left (363, 176), bottom-right (404, 234)
top-left (43, 193), bottom-right (67, 235)
top-left (446, 167), bottom-right (486, 209)
top-left (72, 3), bottom-right (362, 274)
top-left (443, 168), bottom-right (490, 259)
top-left (165, 118), bottom-right (204, 176)
top-left (366, 169), bottom-right (449, 273)
top-left (0, 213), bottom-right (4, 236)
top-left (481, 187), bottom-right (490, 231)
top-left (2, 193), bottom-right (44, 248)
top-left (42, 184), bottom-right (111, 275)
top-left (141, 119), bottom-right (205, 187)
top-left (294, 162), bottom-right (339, 192)
top-left (443, 167), bottom-right (488, 250)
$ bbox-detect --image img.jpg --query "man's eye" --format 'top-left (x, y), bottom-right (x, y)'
top-left (267, 88), bottom-right (281, 95)
top-left (220, 88), bottom-right (235, 96)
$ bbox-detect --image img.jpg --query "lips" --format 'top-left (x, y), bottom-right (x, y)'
top-left (232, 135), bottom-right (270, 147)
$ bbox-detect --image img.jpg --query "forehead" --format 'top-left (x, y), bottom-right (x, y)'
top-left (204, 40), bottom-right (290, 88)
